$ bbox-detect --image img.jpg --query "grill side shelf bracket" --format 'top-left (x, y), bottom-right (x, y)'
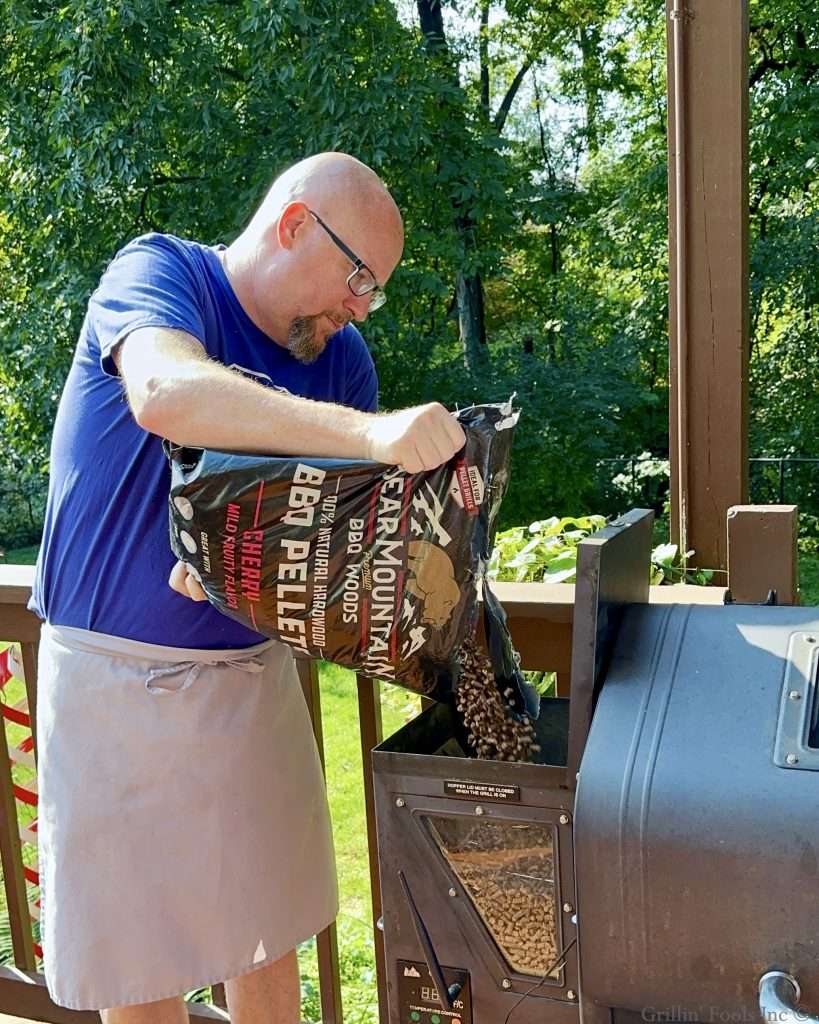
top-left (773, 633), bottom-right (819, 770)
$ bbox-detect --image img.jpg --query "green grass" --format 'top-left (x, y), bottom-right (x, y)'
top-left (800, 551), bottom-right (819, 605)
top-left (1, 545), bottom-right (38, 565)
top-left (320, 664), bottom-right (419, 922)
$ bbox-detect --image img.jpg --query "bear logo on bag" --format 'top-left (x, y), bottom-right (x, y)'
top-left (406, 540), bottom-right (461, 628)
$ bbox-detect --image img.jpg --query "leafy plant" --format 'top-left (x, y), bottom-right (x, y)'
top-left (488, 516), bottom-right (714, 695)
top-left (489, 515), bottom-right (607, 584)
top-left (488, 516), bottom-right (607, 696)
top-left (650, 543), bottom-right (714, 586)
top-left (491, 515), bottom-right (715, 588)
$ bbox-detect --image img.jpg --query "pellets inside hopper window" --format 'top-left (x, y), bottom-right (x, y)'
top-left (427, 819), bottom-right (559, 977)
top-left (455, 638), bottom-right (540, 763)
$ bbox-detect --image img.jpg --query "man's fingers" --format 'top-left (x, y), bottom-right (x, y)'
top-left (367, 402), bottom-right (468, 468)
top-left (169, 559), bottom-right (208, 601)
top-left (445, 412), bottom-right (467, 452)
top-left (185, 573), bottom-right (208, 602)
top-left (168, 560), bottom-right (189, 596)
top-left (400, 445), bottom-right (425, 475)
top-left (422, 406), bottom-right (464, 466)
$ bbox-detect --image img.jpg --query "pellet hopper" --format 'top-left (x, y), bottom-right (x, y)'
top-left (371, 509), bottom-right (819, 1024)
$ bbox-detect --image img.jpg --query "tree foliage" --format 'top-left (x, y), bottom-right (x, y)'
top-left (1, 0), bottom-right (818, 544)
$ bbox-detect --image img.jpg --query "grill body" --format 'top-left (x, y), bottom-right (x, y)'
top-left (372, 511), bottom-right (819, 1024)
top-left (575, 603), bottom-right (819, 1019)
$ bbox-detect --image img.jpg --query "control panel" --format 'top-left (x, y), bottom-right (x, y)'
top-left (396, 959), bottom-right (472, 1024)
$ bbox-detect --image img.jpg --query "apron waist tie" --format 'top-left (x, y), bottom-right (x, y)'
top-left (145, 656), bottom-right (266, 694)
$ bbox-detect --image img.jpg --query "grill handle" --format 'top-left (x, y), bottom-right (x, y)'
top-left (759, 971), bottom-right (819, 1024)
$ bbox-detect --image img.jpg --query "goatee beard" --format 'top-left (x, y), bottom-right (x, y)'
top-left (287, 315), bottom-right (325, 365)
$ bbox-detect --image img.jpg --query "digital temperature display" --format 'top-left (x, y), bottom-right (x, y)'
top-left (396, 960), bottom-right (472, 1024)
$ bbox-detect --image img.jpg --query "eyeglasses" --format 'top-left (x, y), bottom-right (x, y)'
top-left (308, 209), bottom-right (387, 311)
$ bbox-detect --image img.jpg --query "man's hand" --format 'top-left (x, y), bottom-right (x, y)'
top-left (169, 560), bottom-right (208, 602)
top-left (364, 403), bottom-right (466, 473)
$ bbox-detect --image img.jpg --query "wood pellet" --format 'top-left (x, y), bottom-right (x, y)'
top-left (428, 819), bottom-right (560, 977)
top-left (444, 641), bottom-right (561, 976)
top-left (455, 638), bottom-right (540, 763)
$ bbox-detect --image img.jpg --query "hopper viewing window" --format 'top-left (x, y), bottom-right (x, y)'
top-left (422, 815), bottom-right (560, 979)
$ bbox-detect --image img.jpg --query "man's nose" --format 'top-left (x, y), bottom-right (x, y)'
top-left (344, 291), bottom-right (373, 323)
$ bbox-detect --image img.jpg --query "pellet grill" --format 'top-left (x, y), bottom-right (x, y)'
top-left (371, 509), bottom-right (819, 1024)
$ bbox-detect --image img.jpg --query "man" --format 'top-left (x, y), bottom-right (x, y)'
top-left (30, 152), bottom-right (464, 1024)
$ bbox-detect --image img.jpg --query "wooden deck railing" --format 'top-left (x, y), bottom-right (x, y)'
top-left (0, 565), bottom-right (726, 1023)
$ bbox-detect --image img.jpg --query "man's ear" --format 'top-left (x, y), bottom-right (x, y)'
top-left (276, 201), bottom-right (310, 250)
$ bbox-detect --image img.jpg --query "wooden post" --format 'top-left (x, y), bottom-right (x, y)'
top-left (356, 674), bottom-right (387, 1024)
top-left (296, 659), bottom-right (344, 1024)
top-left (727, 505), bottom-right (799, 605)
top-left (19, 641), bottom-right (38, 764)
top-left (667, 0), bottom-right (749, 573)
top-left (209, 983), bottom-right (228, 1012)
top-left (0, 711), bottom-right (36, 971)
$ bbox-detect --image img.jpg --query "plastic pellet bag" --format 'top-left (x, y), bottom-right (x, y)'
top-left (166, 399), bottom-right (537, 712)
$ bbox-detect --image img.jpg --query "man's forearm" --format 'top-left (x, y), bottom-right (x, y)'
top-left (117, 327), bottom-right (464, 472)
top-left (138, 358), bottom-right (373, 458)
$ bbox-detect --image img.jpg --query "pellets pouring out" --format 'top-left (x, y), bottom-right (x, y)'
top-left (166, 399), bottom-right (539, 746)
top-left (456, 639), bottom-right (540, 763)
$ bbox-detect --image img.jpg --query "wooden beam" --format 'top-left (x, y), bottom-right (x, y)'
top-left (667, 0), bottom-right (750, 572)
top-left (0, 710), bottom-right (36, 971)
top-left (0, 967), bottom-right (228, 1022)
top-left (295, 659), bottom-right (344, 1024)
top-left (0, 567), bottom-right (727, 620)
top-left (356, 675), bottom-right (386, 1024)
top-left (727, 505), bottom-right (799, 605)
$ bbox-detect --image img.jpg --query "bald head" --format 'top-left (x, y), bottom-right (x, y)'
top-left (223, 152), bottom-right (404, 362)
top-left (256, 152), bottom-right (402, 240)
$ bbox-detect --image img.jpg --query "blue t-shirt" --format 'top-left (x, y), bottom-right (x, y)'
top-left (30, 233), bottom-right (378, 648)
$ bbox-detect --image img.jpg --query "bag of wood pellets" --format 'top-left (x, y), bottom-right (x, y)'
top-left (166, 399), bottom-right (538, 715)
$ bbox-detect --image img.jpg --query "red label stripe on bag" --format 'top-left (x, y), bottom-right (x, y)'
top-left (252, 479), bottom-right (265, 529)
top-left (455, 459), bottom-right (479, 516)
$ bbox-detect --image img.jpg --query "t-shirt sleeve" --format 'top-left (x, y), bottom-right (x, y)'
top-left (90, 234), bottom-right (208, 377)
top-left (343, 327), bottom-right (379, 412)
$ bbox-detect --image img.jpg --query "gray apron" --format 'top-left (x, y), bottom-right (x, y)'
top-left (36, 624), bottom-right (337, 1011)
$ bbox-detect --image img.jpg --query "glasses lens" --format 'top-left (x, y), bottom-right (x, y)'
top-left (349, 267), bottom-right (377, 295)
top-left (349, 268), bottom-right (386, 310)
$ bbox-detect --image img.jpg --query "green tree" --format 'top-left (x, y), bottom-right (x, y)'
top-left (3, 0), bottom-right (819, 549)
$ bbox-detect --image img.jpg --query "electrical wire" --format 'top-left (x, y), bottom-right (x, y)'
top-left (502, 936), bottom-right (578, 1024)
